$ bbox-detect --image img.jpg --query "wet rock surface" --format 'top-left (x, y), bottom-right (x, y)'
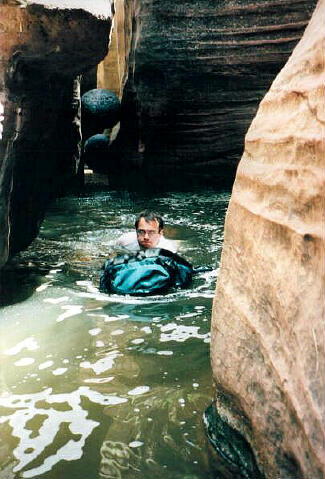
top-left (211, 1), bottom-right (325, 478)
top-left (83, 133), bottom-right (111, 171)
top-left (204, 402), bottom-right (263, 479)
top-left (108, 0), bottom-right (316, 185)
top-left (0, 1), bottom-right (111, 267)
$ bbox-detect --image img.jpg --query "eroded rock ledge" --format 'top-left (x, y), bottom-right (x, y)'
top-left (211, 1), bottom-right (325, 477)
top-left (0, 1), bottom-right (111, 268)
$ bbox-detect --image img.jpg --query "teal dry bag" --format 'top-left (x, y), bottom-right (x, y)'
top-left (99, 248), bottom-right (193, 295)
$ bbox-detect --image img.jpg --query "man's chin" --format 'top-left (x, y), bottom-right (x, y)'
top-left (140, 242), bottom-right (155, 249)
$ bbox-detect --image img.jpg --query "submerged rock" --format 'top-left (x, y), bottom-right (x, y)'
top-left (203, 402), bottom-right (263, 479)
top-left (211, 1), bottom-right (325, 478)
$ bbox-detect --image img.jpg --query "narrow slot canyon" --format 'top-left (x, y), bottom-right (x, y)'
top-left (0, 1), bottom-right (324, 479)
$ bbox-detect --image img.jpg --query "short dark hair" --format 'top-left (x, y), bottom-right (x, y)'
top-left (135, 210), bottom-right (164, 231)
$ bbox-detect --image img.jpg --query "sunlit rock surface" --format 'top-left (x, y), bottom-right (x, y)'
top-left (0, 1), bottom-right (111, 268)
top-left (106, 0), bottom-right (315, 186)
top-left (211, 1), bottom-right (325, 478)
top-left (97, 0), bottom-right (134, 99)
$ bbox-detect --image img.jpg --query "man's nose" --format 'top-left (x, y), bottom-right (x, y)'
top-left (144, 231), bottom-right (150, 238)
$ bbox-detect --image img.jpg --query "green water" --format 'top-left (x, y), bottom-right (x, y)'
top-left (0, 188), bottom-right (231, 479)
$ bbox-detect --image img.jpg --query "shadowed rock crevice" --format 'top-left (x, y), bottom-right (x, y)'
top-left (204, 401), bottom-right (263, 479)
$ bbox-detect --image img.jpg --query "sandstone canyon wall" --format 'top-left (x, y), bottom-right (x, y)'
top-left (97, 0), bottom-right (135, 100)
top-left (0, 1), bottom-right (111, 268)
top-left (104, 0), bottom-right (316, 186)
top-left (210, 1), bottom-right (325, 478)
top-left (0, 0), bottom-right (318, 266)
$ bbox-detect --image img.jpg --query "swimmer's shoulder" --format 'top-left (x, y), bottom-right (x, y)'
top-left (158, 237), bottom-right (178, 253)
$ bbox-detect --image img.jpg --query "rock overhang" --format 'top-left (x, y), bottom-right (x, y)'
top-left (0, 0), bottom-right (113, 268)
top-left (1, 2), bottom-right (112, 86)
top-left (19, 0), bottom-right (112, 19)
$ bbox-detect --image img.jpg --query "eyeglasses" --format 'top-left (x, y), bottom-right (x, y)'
top-left (136, 229), bottom-right (159, 237)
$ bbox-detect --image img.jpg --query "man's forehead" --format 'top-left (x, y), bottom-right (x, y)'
top-left (138, 217), bottom-right (160, 228)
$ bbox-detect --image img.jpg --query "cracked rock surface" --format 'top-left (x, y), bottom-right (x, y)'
top-left (211, 1), bottom-right (325, 478)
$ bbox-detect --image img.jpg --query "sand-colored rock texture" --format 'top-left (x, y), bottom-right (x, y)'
top-left (210, 1), bottom-right (325, 477)
top-left (97, 0), bottom-right (134, 99)
top-left (0, 1), bottom-right (111, 268)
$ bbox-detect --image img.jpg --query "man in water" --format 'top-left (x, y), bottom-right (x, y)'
top-left (116, 209), bottom-right (177, 253)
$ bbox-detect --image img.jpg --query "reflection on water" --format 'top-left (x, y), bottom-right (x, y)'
top-left (0, 387), bottom-right (127, 478)
top-left (0, 189), bottom-right (230, 479)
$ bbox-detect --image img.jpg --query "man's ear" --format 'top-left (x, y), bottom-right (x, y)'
top-left (159, 228), bottom-right (164, 235)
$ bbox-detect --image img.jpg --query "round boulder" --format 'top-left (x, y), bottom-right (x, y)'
top-left (84, 133), bottom-right (110, 172)
top-left (81, 89), bottom-right (121, 135)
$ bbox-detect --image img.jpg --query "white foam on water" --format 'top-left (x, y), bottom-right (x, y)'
top-left (159, 324), bottom-right (209, 343)
top-left (52, 368), bottom-right (67, 376)
top-left (141, 327), bottom-right (152, 334)
top-left (83, 377), bottom-right (114, 384)
top-left (43, 297), bottom-right (68, 304)
top-left (0, 387), bottom-right (126, 478)
top-left (88, 328), bottom-right (102, 336)
top-left (111, 329), bottom-right (124, 336)
top-left (76, 292), bottom-right (109, 301)
top-left (129, 441), bottom-right (144, 448)
top-left (36, 283), bottom-right (52, 292)
top-left (127, 386), bottom-right (150, 396)
top-left (177, 312), bottom-right (200, 319)
top-left (56, 305), bottom-right (83, 323)
top-left (38, 361), bottom-right (54, 370)
top-left (5, 337), bottom-right (39, 356)
top-left (14, 358), bottom-right (35, 367)
top-left (104, 316), bottom-right (125, 322)
top-left (131, 338), bottom-right (144, 345)
top-left (80, 350), bottom-right (120, 375)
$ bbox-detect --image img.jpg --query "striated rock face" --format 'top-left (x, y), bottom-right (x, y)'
top-left (106, 0), bottom-right (316, 186)
top-left (0, 1), bottom-right (111, 268)
top-left (210, 1), bottom-right (325, 478)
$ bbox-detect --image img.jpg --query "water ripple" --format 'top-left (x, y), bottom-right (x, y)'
top-left (0, 387), bottom-right (127, 478)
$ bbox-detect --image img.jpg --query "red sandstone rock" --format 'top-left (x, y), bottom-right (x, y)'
top-left (211, 1), bottom-right (325, 477)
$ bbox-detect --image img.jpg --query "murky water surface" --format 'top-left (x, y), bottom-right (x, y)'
top-left (0, 189), bottom-right (230, 479)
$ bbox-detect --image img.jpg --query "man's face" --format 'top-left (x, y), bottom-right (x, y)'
top-left (136, 218), bottom-right (162, 249)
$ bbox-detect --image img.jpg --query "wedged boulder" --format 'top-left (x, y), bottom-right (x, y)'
top-left (83, 133), bottom-right (110, 171)
top-left (104, 0), bottom-right (316, 186)
top-left (81, 88), bottom-right (120, 139)
top-left (210, 1), bottom-right (324, 478)
top-left (0, 1), bottom-right (111, 268)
